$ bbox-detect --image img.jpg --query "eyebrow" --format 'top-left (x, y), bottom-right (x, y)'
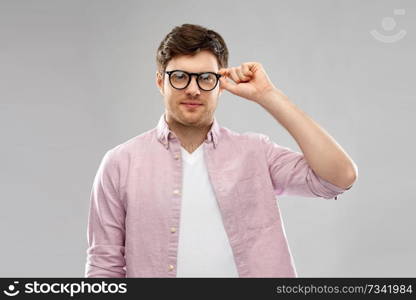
top-left (169, 69), bottom-right (218, 74)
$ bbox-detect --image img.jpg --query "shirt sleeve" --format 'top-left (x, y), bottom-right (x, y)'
top-left (259, 133), bottom-right (352, 200)
top-left (85, 149), bottom-right (126, 277)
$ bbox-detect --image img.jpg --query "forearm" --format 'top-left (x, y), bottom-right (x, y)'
top-left (258, 89), bottom-right (357, 189)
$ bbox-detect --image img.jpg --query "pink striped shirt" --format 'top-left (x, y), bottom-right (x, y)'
top-left (85, 113), bottom-right (350, 277)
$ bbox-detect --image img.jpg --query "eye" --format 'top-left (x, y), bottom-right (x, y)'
top-left (200, 73), bottom-right (215, 82)
top-left (172, 71), bottom-right (187, 80)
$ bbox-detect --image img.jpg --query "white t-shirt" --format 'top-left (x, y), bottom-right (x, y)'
top-left (176, 143), bottom-right (239, 277)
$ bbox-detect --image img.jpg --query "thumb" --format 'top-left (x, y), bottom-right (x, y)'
top-left (219, 76), bottom-right (239, 94)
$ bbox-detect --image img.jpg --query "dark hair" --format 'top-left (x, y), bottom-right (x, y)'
top-left (156, 24), bottom-right (229, 74)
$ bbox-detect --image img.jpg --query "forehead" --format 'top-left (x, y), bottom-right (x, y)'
top-left (166, 50), bottom-right (219, 72)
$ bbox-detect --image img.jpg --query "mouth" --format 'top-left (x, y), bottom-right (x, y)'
top-left (180, 102), bottom-right (203, 109)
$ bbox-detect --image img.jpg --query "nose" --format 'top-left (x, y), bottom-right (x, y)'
top-left (185, 75), bottom-right (201, 97)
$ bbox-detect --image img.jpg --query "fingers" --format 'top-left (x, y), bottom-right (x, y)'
top-left (219, 76), bottom-right (238, 94)
top-left (236, 68), bottom-right (249, 82)
top-left (242, 63), bottom-right (254, 78)
top-left (219, 64), bottom-right (253, 84)
top-left (229, 68), bottom-right (241, 83)
top-left (218, 69), bottom-right (238, 94)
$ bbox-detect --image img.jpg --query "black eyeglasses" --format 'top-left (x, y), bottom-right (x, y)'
top-left (164, 70), bottom-right (222, 91)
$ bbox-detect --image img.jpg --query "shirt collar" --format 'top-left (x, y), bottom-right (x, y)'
top-left (156, 113), bottom-right (220, 150)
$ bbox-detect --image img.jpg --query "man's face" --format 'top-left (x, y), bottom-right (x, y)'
top-left (156, 50), bottom-right (223, 128)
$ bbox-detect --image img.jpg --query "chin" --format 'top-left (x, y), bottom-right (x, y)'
top-left (182, 117), bottom-right (201, 125)
top-left (181, 114), bottom-right (205, 125)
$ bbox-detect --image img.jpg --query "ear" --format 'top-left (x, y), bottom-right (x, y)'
top-left (156, 71), bottom-right (164, 96)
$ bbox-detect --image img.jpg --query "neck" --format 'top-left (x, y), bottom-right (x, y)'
top-left (165, 114), bottom-right (213, 153)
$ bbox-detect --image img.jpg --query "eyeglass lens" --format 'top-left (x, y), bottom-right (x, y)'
top-left (170, 71), bottom-right (218, 91)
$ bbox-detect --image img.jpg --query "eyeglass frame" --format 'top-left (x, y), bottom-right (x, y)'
top-left (164, 69), bottom-right (222, 91)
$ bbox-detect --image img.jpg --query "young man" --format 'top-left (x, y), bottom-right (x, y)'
top-left (85, 24), bottom-right (357, 278)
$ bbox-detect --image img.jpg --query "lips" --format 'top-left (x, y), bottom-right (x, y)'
top-left (181, 102), bottom-right (203, 109)
top-left (181, 102), bottom-right (203, 105)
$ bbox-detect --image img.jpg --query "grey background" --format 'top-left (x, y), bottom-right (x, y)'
top-left (0, 0), bottom-right (414, 277)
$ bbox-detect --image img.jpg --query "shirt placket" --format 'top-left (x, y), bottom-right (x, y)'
top-left (165, 136), bottom-right (183, 277)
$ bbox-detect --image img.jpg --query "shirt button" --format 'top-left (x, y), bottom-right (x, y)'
top-left (173, 189), bottom-right (181, 195)
top-left (174, 153), bottom-right (180, 160)
top-left (168, 264), bottom-right (175, 271)
top-left (170, 227), bottom-right (176, 233)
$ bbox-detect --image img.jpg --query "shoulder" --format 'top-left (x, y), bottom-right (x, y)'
top-left (221, 126), bottom-right (270, 144)
top-left (103, 128), bottom-right (157, 163)
top-left (217, 126), bottom-right (276, 154)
